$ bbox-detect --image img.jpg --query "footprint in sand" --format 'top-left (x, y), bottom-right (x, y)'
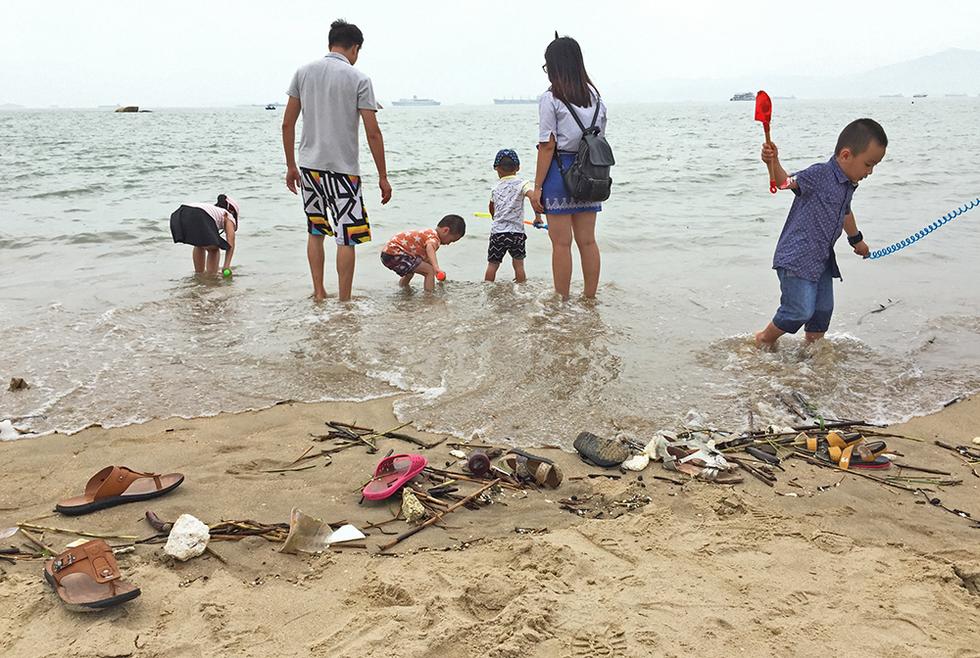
top-left (571, 627), bottom-right (628, 657)
top-left (809, 530), bottom-right (854, 554)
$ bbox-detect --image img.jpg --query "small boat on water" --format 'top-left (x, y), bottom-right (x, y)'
top-left (493, 97), bottom-right (538, 105)
top-left (265, 104), bottom-right (277, 110)
top-left (912, 93), bottom-right (928, 98)
top-left (114, 106), bottom-right (139, 113)
top-left (391, 96), bottom-right (440, 107)
top-left (730, 92), bottom-right (756, 101)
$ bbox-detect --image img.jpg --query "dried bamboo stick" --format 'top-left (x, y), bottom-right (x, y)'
top-left (380, 479), bottom-right (500, 551)
top-left (18, 523), bottom-right (138, 541)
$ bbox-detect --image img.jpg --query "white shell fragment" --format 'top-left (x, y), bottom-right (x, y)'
top-left (326, 524), bottom-right (366, 545)
top-left (163, 514), bottom-right (210, 561)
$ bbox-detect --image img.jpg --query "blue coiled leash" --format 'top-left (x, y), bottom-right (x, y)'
top-left (867, 197), bottom-right (980, 259)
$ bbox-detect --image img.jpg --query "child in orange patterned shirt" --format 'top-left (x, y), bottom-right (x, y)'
top-left (380, 214), bottom-right (466, 291)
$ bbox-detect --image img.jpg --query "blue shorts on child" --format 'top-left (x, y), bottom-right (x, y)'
top-left (771, 265), bottom-right (835, 334)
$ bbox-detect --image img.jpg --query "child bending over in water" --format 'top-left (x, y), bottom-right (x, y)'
top-left (380, 214), bottom-right (466, 291)
top-left (755, 119), bottom-right (886, 348)
top-left (170, 195), bottom-right (240, 275)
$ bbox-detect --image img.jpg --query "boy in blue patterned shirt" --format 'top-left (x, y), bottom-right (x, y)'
top-left (755, 118), bottom-right (887, 349)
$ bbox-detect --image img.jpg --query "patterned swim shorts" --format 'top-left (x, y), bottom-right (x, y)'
top-left (380, 251), bottom-right (423, 277)
top-left (300, 167), bottom-right (371, 246)
top-left (487, 231), bottom-right (527, 263)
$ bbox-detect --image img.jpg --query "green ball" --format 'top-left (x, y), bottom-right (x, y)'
top-left (222, 268), bottom-right (232, 278)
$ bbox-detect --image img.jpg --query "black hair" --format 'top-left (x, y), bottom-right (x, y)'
top-left (495, 156), bottom-right (518, 173)
top-left (438, 214), bottom-right (466, 237)
top-left (545, 35), bottom-right (597, 108)
top-left (835, 118), bottom-right (888, 156)
top-left (328, 19), bottom-right (364, 49)
top-left (215, 194), bottom-right (238, 221)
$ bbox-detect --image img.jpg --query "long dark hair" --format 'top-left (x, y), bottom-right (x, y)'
top-left (216, 194), bottom-right (239, 223)
top-left (545, 35), bottom-right (597, 108)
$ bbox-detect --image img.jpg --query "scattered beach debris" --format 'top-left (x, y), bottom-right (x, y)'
top-left (8, 377), bottom-right (30, 391)
top-left (401, 489), bottom-right (428, 523)
top-left (449, 449), bottom-right (467, 459)
top-left (557, 488), bottom-right (652, 520)
top-left (573, 431), bottom-right (630, 467)
top-left (502, 449), bottom-right (563, 488)
top-left (620, 437), bottom-right (667, 472)
top-left (857, 298), bottom-right (901, 325)
top-left (280, 508), bottom-right (332, 554)
top-left (0, 420), bottom-right (23, 440)
top-left (326, 524), bottom-right (366, 545)
top-left (164, 514), bottom-right (210, 561)
top-left (380, 479), bottom-right (501, 552)
top-left (311, 420), bottom-right (446, 454)
top-left (362, 454), bottom-right (428, 501)
top-left (466, 449), bottom-right (492, 476)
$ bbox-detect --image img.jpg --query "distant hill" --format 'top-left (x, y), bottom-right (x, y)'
top-left (0, 103), bottom-right (25, 110)
top-left (830, 48), bottom-right (980, 97)
top-left (611, 48), bottom-right (980, 101)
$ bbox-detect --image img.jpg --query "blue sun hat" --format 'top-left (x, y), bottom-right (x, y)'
top-left (493, 149), bottom-right (519, 167)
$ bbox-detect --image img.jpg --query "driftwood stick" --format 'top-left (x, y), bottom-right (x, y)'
top-left (380, 479), bottom-right (500, 551)
top-left (18, 523), bottom-right (139, 541)
top-left (729, 457), bottom-right (775, 487)
top-left (893, 463), bottom-right (952, 476)
top-left (260, 463), bottom-right (320, 474)
top-left (789, 452), bottom-right (919, 492)
top-left (19, 529), bottom-right (55, 555)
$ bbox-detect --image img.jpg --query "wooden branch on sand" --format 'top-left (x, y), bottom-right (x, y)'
top-left (379, 479), bottom-right (500, 552)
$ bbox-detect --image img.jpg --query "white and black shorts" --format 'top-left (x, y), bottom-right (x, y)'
top-left (300, 168), bottom-right (371, 246)
top-left (487, 232), bottom-right (527, 263)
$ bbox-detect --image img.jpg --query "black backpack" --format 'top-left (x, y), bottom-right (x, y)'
top-left (555, 96), bottom-right (615, 202)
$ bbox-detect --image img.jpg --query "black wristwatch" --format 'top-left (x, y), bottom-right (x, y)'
top-left (847, 231), bottom-right (863, 246)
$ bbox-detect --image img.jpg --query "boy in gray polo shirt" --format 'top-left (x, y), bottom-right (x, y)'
top-left (282, 19), bottom-right (391, 301)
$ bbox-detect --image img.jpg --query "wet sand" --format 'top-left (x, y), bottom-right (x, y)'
top-left (1, 397), bottom-right (979, 657)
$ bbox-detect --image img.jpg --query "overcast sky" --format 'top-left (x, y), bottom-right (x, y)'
top-left (2, 1), bottom-right (979, 107)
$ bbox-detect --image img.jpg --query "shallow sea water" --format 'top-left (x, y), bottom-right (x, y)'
top-left (1, 99), bottom-right (978, 443)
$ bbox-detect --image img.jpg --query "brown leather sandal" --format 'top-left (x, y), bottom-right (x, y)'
top-left (55, 465), bottom-right (184, 516)
top-left (43, 539), bottom-right (141, 611)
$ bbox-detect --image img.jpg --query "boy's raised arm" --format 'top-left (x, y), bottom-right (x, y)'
top-left (761, 142), bottom-right (795, 190)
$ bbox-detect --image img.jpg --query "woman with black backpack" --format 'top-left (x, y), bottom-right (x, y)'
top-left (530, 34), bottom-right (612, 301)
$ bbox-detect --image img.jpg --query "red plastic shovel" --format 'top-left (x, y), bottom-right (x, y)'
top-left (755, 90), bottom-right (777, 194)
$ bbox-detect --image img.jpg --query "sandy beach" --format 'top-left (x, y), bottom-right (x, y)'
top-left (1, 397), bottom-right (978, 657)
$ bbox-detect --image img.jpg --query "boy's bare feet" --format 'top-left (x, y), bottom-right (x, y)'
top-left (754, 323), bottom-right (784, 350)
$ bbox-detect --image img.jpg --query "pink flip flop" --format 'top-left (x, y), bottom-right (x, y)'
top-left (362, 454), bottom-right (428, 501)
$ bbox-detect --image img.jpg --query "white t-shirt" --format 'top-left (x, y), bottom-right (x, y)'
top-left (490, 176), bottom-right (532, 233)
top-left (187, 203), bottom-right (236, 231)
top-left (538, 88), bottom-right (608, 152)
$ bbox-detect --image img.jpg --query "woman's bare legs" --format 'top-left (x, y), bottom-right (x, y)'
top-left (571, 212), bottom-right (599, 298)
top-left (547, 214), bottom-right (573, 299)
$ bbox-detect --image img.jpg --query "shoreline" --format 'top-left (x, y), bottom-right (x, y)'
top-left (2, 396), bottom-right (979, 656)
top-left (5, 379), bottom-right (978, 444)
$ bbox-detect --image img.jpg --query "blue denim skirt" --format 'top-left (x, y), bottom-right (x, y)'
top-left (541, 152), bottom-right (602, 215)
